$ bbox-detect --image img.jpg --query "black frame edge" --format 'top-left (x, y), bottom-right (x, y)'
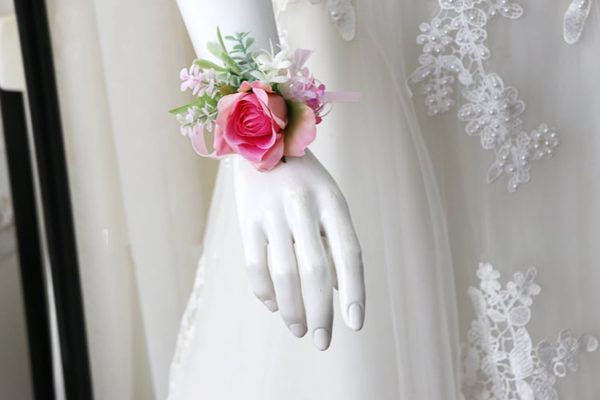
top-left (1, 89), bottom-right (55, 400)
top-left (13, 1), bottom-right (94, 399)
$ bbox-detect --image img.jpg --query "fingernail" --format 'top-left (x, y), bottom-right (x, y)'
top-left (312, 328), bottom-right (331, 351)
top-left (289, 323), bottom-right (307, 338)
top-left (263, 300), bottom-right (278, 312)
top-left (348, 303), bottom-right (364, 331)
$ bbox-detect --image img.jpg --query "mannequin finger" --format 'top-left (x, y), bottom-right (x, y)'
top-left (241, 221), bottom-right (277, 312)
top-left (287, 198), bottom-right (334, 351)
top-left (321, 235), bottom-right (338, 289)
top-left (266, 223), bottom-right (307, 338)
top-left (321, 195), bottom-right (365, 331)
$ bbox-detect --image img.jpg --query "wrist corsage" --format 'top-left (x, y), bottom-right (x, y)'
top-left (170, 29), bottom-right (357, 172)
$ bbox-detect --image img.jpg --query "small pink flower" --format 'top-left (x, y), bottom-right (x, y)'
top-left (180, 65), bottom-right (217, 97)
top-left (180, 65), bottom-right (202, 94)
top-left (214, 81), bottom-right (316, 171)
top-left (280, 49), bottom-right (328, 124)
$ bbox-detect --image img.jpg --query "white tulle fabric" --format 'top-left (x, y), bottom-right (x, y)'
top-left (168, 1), bottom-right (462, 399)
top-left (274, 0), bottom-right (357, 40)
top-left (168, 0), bottom-right (600, 399)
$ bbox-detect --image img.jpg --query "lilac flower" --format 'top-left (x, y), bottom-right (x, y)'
top-left (180, 64), bottom-right (202, 94)
top-left (179, 64), bottom-right (218, 98)
top-left (175, 101), bottom-right (218, 139)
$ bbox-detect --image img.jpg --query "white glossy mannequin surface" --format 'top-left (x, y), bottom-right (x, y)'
top-left (175, 0), bottom-right (365, 350)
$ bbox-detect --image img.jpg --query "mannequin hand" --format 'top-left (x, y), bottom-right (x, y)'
top-left (233, 150), bottom-right (365, 350)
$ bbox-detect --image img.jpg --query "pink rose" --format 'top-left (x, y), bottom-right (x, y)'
top-left (214, 81), bottom-right (317, 172)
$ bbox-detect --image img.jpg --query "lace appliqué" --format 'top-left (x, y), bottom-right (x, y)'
top-left (564, 0), bottom-right (593, 44)
top-left (411, 1), bottom-right (559, 192)
top-left (272, 0), bottom-right (356, 41)
top-left (462, 263), bottom-right (598, 400)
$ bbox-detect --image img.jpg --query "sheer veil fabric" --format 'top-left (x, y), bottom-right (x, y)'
top-left (168, 1), bottom-right (461, 399)
top-left (168, 0), bottom-right (600, 399)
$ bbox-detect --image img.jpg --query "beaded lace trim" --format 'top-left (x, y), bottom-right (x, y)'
top-left (411, 0), bottom-right (559, 192)
top-left (564, 0), bottom-right (593, 44)
top-left (462, 263), bottom-right (598, 399)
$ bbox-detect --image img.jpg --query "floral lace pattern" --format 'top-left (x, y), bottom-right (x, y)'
top-left (462, 263), bottom-right (598, 400)
top-left (273, 0), bottom-right (356, 41)
top-left (411, 1), bottom-right (559, 192)
top-left (564, 0), bottom-right (593, 44)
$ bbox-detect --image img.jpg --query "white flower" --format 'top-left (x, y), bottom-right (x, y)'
top-left (253, 44), bottom-right (292, 84)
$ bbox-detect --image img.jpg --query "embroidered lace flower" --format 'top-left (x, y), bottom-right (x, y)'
top-left (462, 263), bottom-right (598, 400)
top-left (410, 0), bottom-right (559, 192)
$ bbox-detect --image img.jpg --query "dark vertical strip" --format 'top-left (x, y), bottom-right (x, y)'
top-left (13, 1), bottom-right (94, 399)
top-left (1, 90), bottom-right (55, 400)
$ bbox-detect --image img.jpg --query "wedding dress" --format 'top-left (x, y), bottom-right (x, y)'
top-left (168, 1), bottom-right (600, 399)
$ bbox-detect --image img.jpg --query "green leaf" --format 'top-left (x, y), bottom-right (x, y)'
top-left (245, 37), bottom-right (255, 49)
top-left (206, 41), bottom-right (222, 60)
top-left (168, 103), bottom-right (195, 115)
top-left (169, 94), bottom-right (219, 115)
top-left (193, 59), bottom-right (227, 72)
top-left (216, 27), bottom-right (228, 54)
top-left (216, 27), bottom-right (242, 74)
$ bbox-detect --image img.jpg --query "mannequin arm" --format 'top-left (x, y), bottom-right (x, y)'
top-left (176, 0), bottom-right (365, 351)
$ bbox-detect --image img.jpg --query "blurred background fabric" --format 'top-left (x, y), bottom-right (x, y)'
top-left (45, 0), bottom-right (217, 398)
